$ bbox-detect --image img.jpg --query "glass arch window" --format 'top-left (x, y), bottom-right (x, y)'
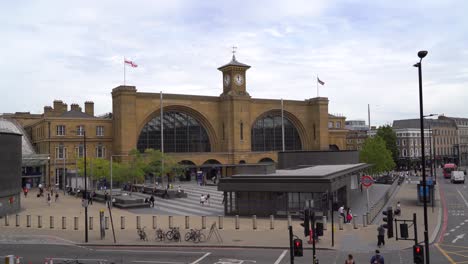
top-left (137, 111), bottom-right (211, 153)
top-left (251, 114), bottom-right (302, 151)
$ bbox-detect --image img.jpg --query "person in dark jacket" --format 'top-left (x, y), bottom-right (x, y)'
top-left (370, 249), bottom-right (384, 263)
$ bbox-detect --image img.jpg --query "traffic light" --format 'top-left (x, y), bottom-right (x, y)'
top-left (300, 209), bottom-right (310, 237)
top-left (400, 223), bottom-right (409, 239)
top-left (293, 238), bottom-right (303, 257)
top-left (382, 207), bottom-right (394, 238)
top-left (413, 245), bottom-right (424, 264)
top-left (316, 222), bottom-right (324, 236)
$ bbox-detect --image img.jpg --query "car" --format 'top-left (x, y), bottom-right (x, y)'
top-left (451, 171), bottom-right (465, 184)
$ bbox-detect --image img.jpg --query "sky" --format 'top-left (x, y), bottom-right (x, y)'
top-left (1, 0), bottom-right (467, 126)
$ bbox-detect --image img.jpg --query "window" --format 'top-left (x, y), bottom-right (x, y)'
top-left (76, 144), bottom-right (84, 158)
top-left (397, 140), bottom-right (400, 146)
top-left (55, 144), bottom-right (66, 159)
top-left (402, 139), bottom-right (406, 146)
top-left (403, 149), bottom-right (407, 157)
top-left (56, 125), bottom-right (65, 136)
top-left (251, 113), bottom-right (302, 151)
top-left (336, 121), bottom-right (341, 128)
top-left (77, 125), bottom-right (84, 136)
top-left (96, 126), bottom-right (104, 136)
top-left (328, 121), bottom-right (333, 128)
top-left (240, 122), bottom-right (244, 140)
top-left (222, 123), bottom-right (225, 140)
top-left (96, 144), bottom-right (105, 158)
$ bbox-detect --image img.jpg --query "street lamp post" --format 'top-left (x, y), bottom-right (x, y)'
top-left (83, 130), bottom-right (88, 243)
top-left (110, 154), bottom-right (128, 208)
top-left (414, 50), bottom-right (430, 264)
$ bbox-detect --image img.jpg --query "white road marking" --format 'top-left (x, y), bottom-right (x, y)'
top-left (456, 188), bottom-right (468, 208)
top-left (456, 226), bottom-right (460, 229)
top-left (95, 249), bottom-right (204, 254)
top-left (132, 261), bottom-right (184, 264)
top-left (444, 233), bottom-right (450, 236)
top-left (191, 252), bottom-right (211, 264)
top-left (452, 233), bottom-right (465, 243)
top-left (461, 222), bottom-right (465, 225)
top-left (274, 250), bottom-right (288, 264)
top-left (450, 229), bottom-right (455, 232)
top-left (465, 219), bottom-right (468, 222)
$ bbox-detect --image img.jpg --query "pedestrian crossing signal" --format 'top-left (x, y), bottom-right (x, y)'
top-left (382, 207), bottom-right (394, 238)
top-left (413, 245), bottom-right (424, 264)
top-left (293, 238), bottom-right (303, 257)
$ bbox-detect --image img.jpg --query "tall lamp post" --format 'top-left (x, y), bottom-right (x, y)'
top-left (414, 50), bottom-right (430, 263)
top-left (83, 130), bottom-right (88, 243)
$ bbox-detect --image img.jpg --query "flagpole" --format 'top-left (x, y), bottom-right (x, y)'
top-left (123, 57), bottom-right (126, 86)
top-left (160, 91), bottom-right (164, 183)
top-left (281, 98), bottom-right (285, 152)
top-left (316, 75), bottom-right (319, 97)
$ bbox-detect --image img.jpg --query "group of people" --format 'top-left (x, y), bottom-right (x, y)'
top-left (200, 194), bottom-right (211, 206)
top-left (338, 205), bottom-right (353, 223)
top-left (343, 250), bottom-right (384, 263)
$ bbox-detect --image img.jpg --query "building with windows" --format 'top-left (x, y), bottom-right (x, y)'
top-left (345, 120), bottom-right (369, 150)
top-left (5, 55), bottom-right (348, 186)
top-left (439, 116), bottom-right (468, 167)
top-left (393, 118), bottom-right (458, 168)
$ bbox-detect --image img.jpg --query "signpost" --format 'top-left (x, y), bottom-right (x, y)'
top-left (361, 175), bottom-right (374, 214)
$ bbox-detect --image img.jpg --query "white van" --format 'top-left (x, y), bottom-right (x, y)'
top-left (451, 171), bottom-right (465, 184)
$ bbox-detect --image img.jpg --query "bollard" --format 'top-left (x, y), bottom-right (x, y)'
top-left (270, 215), bottom-right (274, 230)
top-left (50, 216), bottom-right (54, 229)
top-left (363, 214), bottom-right (367, 227)
top-left (235, 215), bottom-right (240, 230)
top-left (27, 215), bottom-right (31, 228)
top-left (38, 215), bottom-right (43, 228)
top-left (62, 216), bottom-right (66, 229)
top-left (4, 255), bottom-right (14, 264)
top-left (89, 216), bottom-right (93, 230)
top-left (218, 215), bottom-right (223, 229)
top-left (185, 216), bottom-right (190, 229)
top-left (15, 214), bottom-right (20, 227)
top-left (168, 216), bottom-right (173, 229)
top-left (136, 216), bottom-right (141, 229)
top-left (120, 216), bottom-right (125, 229)
top-left (339, 218), bottom-right (343, 230)
top-left (74, 217), bottom-right (79, 230)
top-left (322, 215), bottom-right (327, 230)
top-left (105, 216), bottom-right (109, 230)
top-left (366, 212), bottom-right (370, 225)
top-left (202, 216), bottom-right (206, 229)
top-left (287, 214), bottom-right (292, 227)
top-left (4, 215), bottom-right (9, 226)
top-left (353, 214), bottom-right (358, 229)
top-left (152, 216), bottom-right (157, 229)
top-left (252, 215), bottom-right (257, 230)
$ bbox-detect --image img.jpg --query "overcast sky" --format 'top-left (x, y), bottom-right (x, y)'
top-left (1, 0), bottom-right (467, 126)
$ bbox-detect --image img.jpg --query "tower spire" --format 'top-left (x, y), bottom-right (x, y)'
top-left (232, 46), bottom-right (237, 60)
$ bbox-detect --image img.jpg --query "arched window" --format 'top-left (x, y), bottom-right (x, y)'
top-left (251, 113), bottom-right (302, 151)
top-left (137, 111), bottom-right (211, 153)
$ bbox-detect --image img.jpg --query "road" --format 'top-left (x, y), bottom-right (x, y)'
top-left (434, 168), bottom-right (468, 263)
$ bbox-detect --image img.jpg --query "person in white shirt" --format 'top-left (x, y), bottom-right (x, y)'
top-left (339, 205), bottom-right (345, 223)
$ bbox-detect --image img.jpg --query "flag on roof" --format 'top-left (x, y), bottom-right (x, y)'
top-left (124, 60), bottom-right (138, 68)
top-left (317, 77), bottom-right (324, 85)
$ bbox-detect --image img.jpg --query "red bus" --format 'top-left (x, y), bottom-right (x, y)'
top-left (443, 163), bottom-right (457, 178)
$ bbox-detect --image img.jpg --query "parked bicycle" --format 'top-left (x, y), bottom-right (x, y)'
top-left (165, 227), bottom-right (181, 241)
top-left (155, 228), bottom-right (165, 241)
top-left (137, 226), bottom-right (148, 241)
top-left (185, 228), bottom-right (206, 243)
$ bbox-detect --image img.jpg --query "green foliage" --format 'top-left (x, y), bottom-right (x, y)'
top-left (76, 157), bottom-right (110, 181)
top-left (360, 136), bottom-right (396, 174)
top-left (376, 125), bottom-right (399, 163)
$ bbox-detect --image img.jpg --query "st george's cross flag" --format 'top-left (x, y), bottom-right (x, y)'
top-left (124, 60), bottom-right (138, 68)
top-left (317, 77), bottom-right (325, 85)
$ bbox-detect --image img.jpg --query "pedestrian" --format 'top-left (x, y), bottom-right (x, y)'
top-left (150, 195), bottom-right (155, 208)
top-left (23, 187), bottom-right (28, 198)
top-left (345, 254), bottom-right (355, 264)
top-left (163, 188), bottom-right (169, 199)
top-left (104, 192), bottom-right (108, 203)
top-left (206, 194), bottom-right (210, 206)
top-left (346, 208), bottom-right (353, 223)
top-left (200, 194), bottom-right (205, 206)
top-left (339, 205), bottom-right (345, 223)
top-left (55, 192), bottom-right (59, 202)
top-left (370, 249), bottom-right (384, 264)
top-left (47, 193), bottom-right (51, 206)
top-left (377, 224), bottom-right (385, 247)
top-left (222, 195), bottom-right (226, 205)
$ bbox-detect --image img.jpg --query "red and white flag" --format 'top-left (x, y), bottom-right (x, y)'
top-left (124, 60), bottom-right (138, 68)
top-left (317, 77), bottom-right (325, 85)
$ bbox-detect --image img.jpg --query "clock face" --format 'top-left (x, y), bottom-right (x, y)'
top-left (224, 74), bottom-right (230, 86)
top-left (234, 74), bottom-right (244, 85)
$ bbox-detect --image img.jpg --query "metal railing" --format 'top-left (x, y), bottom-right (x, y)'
top-left (367, 179), bottom-right (399, 224)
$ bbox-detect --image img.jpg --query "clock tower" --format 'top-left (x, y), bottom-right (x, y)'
top-left (218, 52), bottom-right (250, 97)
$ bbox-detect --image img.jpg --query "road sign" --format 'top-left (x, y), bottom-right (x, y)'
top-left (361, 175), bottom-right (374, 188)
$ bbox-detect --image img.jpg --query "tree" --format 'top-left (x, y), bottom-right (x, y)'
top-left (376, 125), bottom-right (398, 163)
top-left (77, 157), bottom-right (110, 187)
top-left (360, 136), bottom-right (396, 174)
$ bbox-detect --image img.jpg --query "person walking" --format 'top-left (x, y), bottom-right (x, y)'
top-left (346, 208), bottom-right (353, 223)
top-left (200, 194), bottom-right (205, 206)
top-left (149, 195), bottom-right (155, 208)
top-left (370, 249), bottom-right (384, 264)
top-left (55, 192), bottom-right (59, 202)
top-left (206, 194), bottom-right (211, 206)
top-left (345, 254), bottom-right (355, 264)
top-left (47, 193), bottom-right (51, 206)
top-left (339, 205), bottom-right (345, 223)
top-left (23, 187), bottom-right (28, 198)
top-left (377, 224), bottom-right (385, 247)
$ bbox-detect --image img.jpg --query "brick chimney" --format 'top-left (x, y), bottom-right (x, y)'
top-left (43, 106), bottom-right (53, 117)
top-left (85, 101), bottom-right (94, 116)
top-left (70, 103), bottom-right (81, 112)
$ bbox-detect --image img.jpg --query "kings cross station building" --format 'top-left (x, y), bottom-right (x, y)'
top-left (2, 55), bottom-right (348, 188)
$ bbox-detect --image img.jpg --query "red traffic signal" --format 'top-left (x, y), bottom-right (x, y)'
top-left (413, 245), bottom-right (424, 264)
top-left (293, 238), bottom-right (303, 257)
